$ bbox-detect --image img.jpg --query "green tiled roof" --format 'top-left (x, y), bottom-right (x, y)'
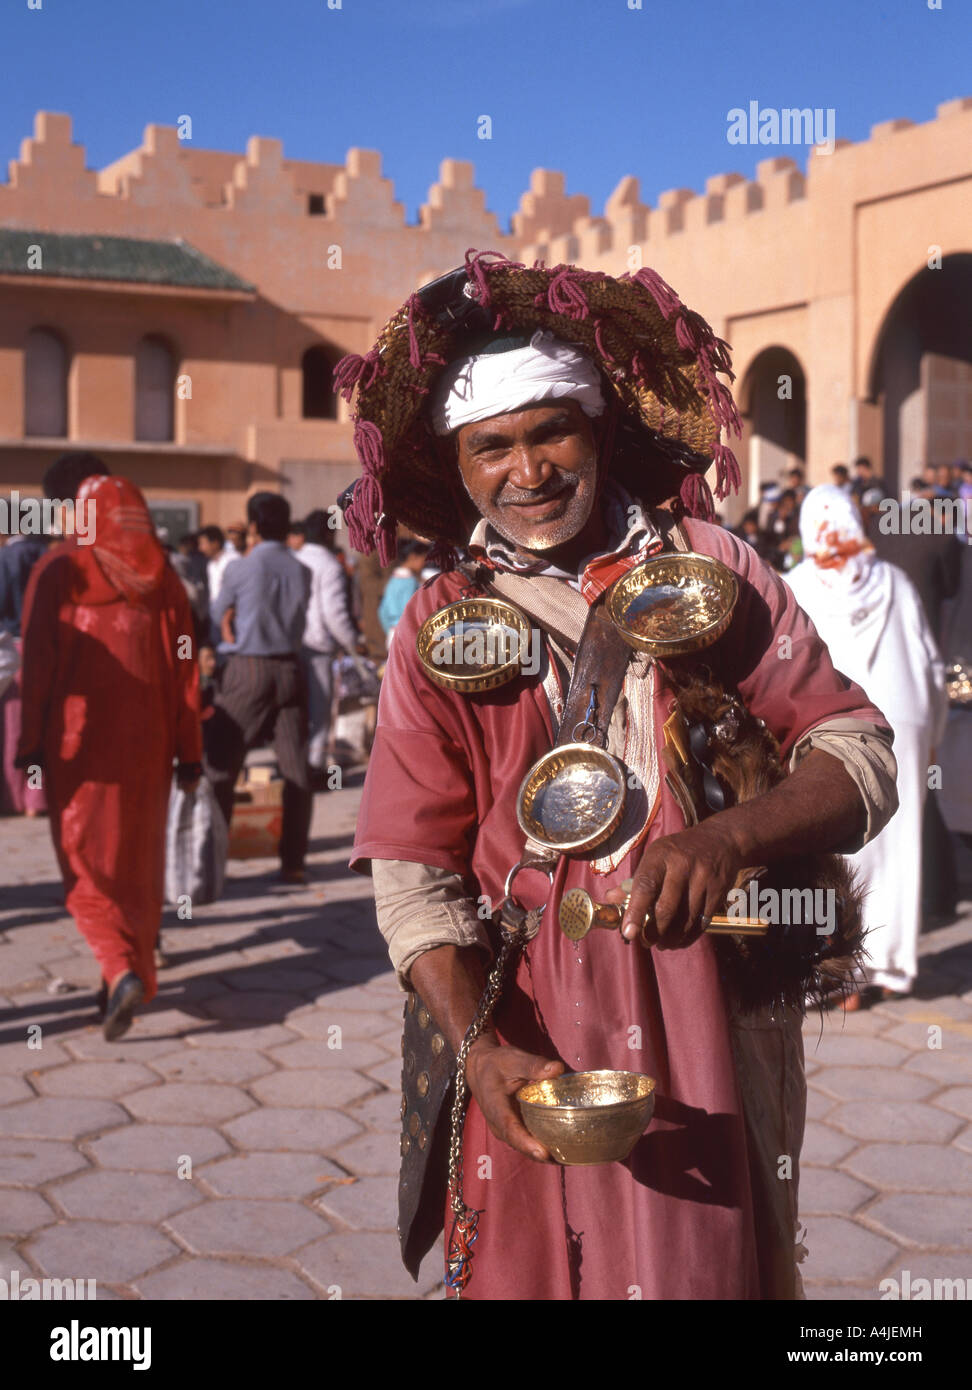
top-left (0, 229), bottom-right (254, 292)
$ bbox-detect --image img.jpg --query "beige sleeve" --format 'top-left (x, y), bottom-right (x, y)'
top-left (788, 718), bottom-right (898, 851)
top-left (371, 858), bottom-right (494, 991)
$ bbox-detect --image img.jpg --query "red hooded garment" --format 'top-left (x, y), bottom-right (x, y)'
top-left (18, 477), bottom-right (202, 1000)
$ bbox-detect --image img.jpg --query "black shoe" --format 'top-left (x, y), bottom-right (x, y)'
top-left (102, 973), bottom-right (144, 1042)
top-left (95, 979), bottom-right (108, 1021)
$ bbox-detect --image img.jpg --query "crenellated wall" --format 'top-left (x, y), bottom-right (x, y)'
top-left (1, 97), bottom-right (969, 521)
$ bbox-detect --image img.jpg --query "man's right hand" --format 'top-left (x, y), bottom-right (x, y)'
top-left (465, 1037), bottom-right (565, 1162)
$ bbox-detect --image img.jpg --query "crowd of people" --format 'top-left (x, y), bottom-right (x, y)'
top-left (729, 456), bottom-right (972, 577)
top-left (0, 438), bottom-right (969, 1046)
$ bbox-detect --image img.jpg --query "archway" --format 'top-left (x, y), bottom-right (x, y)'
top-left (738, 346), bottom-right (807, 511)
top-left (868, 254), bottom-right (972, 494)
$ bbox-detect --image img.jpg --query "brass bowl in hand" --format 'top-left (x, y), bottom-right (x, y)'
top-left (516, 1070), bottom-right (656, 1165)
top-left (607, 552), bottom-right (738, 657)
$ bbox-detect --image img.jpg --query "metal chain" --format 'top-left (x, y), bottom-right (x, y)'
top-left (445, 907), bottom-right (542, 1298)
top-left (446, 929), bottom-right (520, 1216)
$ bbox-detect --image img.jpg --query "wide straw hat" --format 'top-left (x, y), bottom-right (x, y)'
top-left (334, 250), bottom-right (742, 564)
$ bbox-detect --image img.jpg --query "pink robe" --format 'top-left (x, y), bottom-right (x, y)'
top-left (353, 519), bottom-right (888, 1299)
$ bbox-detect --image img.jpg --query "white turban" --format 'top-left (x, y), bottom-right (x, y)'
top-left (429, 330), bottom-right (606, 436)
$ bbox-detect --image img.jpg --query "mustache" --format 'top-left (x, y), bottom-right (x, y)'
top-left (498, 475), bottom-right (579, 507)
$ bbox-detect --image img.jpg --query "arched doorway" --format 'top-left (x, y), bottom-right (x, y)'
top-left (738, 346), bottom-right (807, 510)
top-left (868, 254), bottom-right (972, 495)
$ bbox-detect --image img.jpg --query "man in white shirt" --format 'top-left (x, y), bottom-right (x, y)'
top-left (198, 526), bottom-right (242, 642)
top-left (295, 510), bottom-right (361, 777)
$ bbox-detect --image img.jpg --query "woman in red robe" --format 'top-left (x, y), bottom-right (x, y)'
top-left (18, 476), bottom-right (202, 1039)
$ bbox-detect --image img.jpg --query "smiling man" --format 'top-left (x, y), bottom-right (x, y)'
top-left (341, 254), bottom-right (898, 1301)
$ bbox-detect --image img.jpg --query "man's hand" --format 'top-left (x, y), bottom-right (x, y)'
top-left (605, 818), bottom-right (746, 949)
top-left (465, 1036), bottom-right (565, 1161)
top-left (604, 747), bottom-right (867, 950)
top-left (176, 762), bottom-right (202, 792)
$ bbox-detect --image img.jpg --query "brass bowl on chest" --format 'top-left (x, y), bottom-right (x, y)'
top-left (416, 596), bottom-right (532, 694)
top-left (516, 742), bottom-right (626, 854)
top-left (516, 1070), bottom-right (656, 1165)
top-left (607, 552), bottom-right (738, 658)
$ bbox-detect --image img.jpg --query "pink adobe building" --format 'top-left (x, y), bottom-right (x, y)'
top-left (0, 101), bottom-right (969, 533)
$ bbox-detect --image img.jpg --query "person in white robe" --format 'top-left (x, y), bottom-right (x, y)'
top-left (786, 485), bottom-right (947, 1003)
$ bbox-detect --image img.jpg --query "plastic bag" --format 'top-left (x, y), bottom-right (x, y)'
top-left (165, 776), bottom-right (228, 907)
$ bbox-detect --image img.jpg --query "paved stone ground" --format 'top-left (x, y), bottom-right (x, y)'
top-left (1, 778), bottom-right (970, 1300)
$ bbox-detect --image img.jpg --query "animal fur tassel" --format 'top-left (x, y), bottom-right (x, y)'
top-left (661, 663), bottom-right (867, 1015)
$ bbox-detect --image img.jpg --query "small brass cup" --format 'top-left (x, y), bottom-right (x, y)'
top-left (516, 1069), bottom-right (656, 1165)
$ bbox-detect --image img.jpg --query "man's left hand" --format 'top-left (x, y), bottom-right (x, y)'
top-left (605, 819), bottom-right (745, 950)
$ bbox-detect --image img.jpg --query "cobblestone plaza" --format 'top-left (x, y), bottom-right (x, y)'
top-left (1, 780), bottom-right (969, 1300)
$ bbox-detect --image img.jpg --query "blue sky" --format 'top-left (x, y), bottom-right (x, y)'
top-left (1, 0), bottom-right (968, 229)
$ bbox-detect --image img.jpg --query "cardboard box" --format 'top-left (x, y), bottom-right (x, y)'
top-left (229, 777), bottom-right (284, 858)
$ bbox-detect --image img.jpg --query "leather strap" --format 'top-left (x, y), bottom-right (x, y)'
top-left (458, 561), bottom-right (632, 750)
top-left (555, 599), bottom-right (632, 749)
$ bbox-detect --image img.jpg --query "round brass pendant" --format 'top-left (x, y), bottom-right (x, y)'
top-left (607, 552), bottom-right (738, 658)
top-left (416, 597), bottom-right (533, 694)
top-left (516, 742), bottom-right (626, 854)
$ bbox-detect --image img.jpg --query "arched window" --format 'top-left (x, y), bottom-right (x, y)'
top-left (135, 336), bottom-right (176, 442)
top-left (24, 328), bottom-right (68, 437)
top-left (302, 345), bottom-right (339, 420)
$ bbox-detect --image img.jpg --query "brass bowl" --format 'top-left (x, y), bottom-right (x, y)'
top-left (517, 1070), bottom-right (656, 1165)
top-left (416, 597), bottom-right (532, 693)
top-left (516, 743), bottom-right (626, 854)
top-left (607, 552), bottom-right (738, 657)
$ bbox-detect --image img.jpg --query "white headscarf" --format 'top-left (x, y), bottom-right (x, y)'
top-left (429, 330), bottom-right (606, 436)
top-left (787, 484), bottom-right (892, 670)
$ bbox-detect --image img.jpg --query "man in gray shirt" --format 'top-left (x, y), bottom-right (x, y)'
top-left (204, 492), bottom-right (313, 882)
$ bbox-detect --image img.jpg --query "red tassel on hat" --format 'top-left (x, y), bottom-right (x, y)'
top-left (680, 471), bottom-right (715, 522)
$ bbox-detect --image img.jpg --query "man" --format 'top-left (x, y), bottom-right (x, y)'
top-left (169, 531), bottom-right (210, 650)
top-left (197, 525), bottom-right (241, 612)
top-left (786, 466), bottom-right (808, 506)
top-left (204, 491), bottom-right (312, 883)
top-left (295, 508), bottom-right (361, 780)
top-left (850, 455), bottom-right (884, 504)
top-left (226, 521), bottom-right (248, 555)
top-left (17, 474), bottom-right (201, 1040)
top-left (870, 477), bottom-right (963, 646)
top-left (287, 520), bottom-right (306, 551)
top-left (343, 254), bottom-right (897, 1300)
top-left (867, 478), bottom-right (963, 919)
top-left (830, 463), bottom-right (852, 494)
